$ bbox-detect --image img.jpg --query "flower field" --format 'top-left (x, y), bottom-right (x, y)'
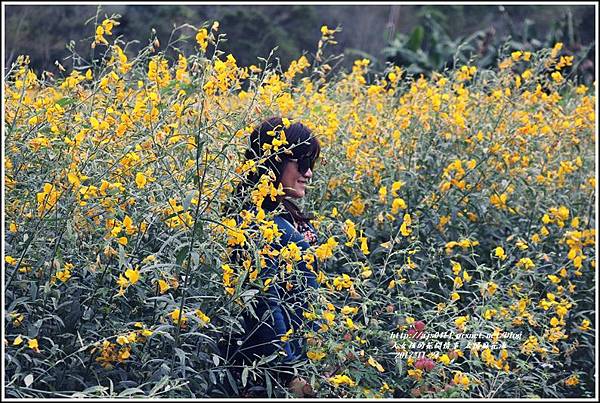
top-left (3, 18), bottom-right (596, 398)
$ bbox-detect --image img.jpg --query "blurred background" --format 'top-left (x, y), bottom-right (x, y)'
top-left (3, 4), bottom-right (596, 84)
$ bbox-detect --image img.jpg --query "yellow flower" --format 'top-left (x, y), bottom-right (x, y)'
top-left (515, 240), bottom-right (529, 250)
top-left (315, 237), bottom-right (338, 261)
top-left (116, 335), bottom-right (129, 345)
top-left (94, 25), bottom-right (109, 46)
top-left (457, 65), bottom-right (477, 81)
top-left (89, 116), bottom-right (100, 130)
top-left (223, 218), bottom-right (247, 247)
top-left (195, 309), bottom-right (211, 325)
top-left (454, 315), bottom-right (469, 331)
top-left (437, 215), bottom-right (450, 232)
top-left (378, 186), bottom-right (387, 203)
top-left (158, 279), bottom-right (170, 294)
top-left (368, 356), bottom-right (385, 372)
top-left (453, 371), bottom-right (470, 389)
top-left (303, 310), bottom-right (317, 321)
top-left (135, 172), bottom-right (147, 189)
top-left (348, 196), bottom-right (365, 216)
top-left (125, 268), bottom-right (140, 284)
top-left (391, 180), bottom-right (405, 196)
top-left (391, 197), bottom-right (407, 214)
top-left (551, 42), bottom-right (563, 58)
top-left (118, 348), bottom-right (131, 361)
top-left (578, 319), bottom-right (591, 331)
top-left (280, 328), bottom-right (293, 342)
top-left (117, 274), bottom-right (129, 288)
top-left (323, 310), bottom-right (335, 325)
top-left (556, 303), bottom-right (569, 318)
top-left (547, 274), bottom-right (561, 284)
top-left (329, 374), bottom-right (356, 387)
top-left (13, 335), bottom-right (23, 346)
top-left (307, 351), bottom-right (326, 361)
top-left (259, 220), bottom-right (282, 243)
top-left (170, 309), bottom-right (187, 326)
top-left (346, 317), bottom-right (357, 330)
top-left (483, 309), bottom-right (496, 320)
top-left (571, 217), bottom-right (580, 228)
top-left (516, 258), bottom-right (535, 270)
top-left (320, 25), bottom-right (336, 37)
top-left (341, 306), bottom-right (359, 315)
top-left (551, 71), bottom-right (563, 83)
top-left (5, 255), bottom-right (17, 265)
top-left (28, 338), bottom-right (40, 352)
top-left (333, 273), bottom-right (353, 290)
top-left (101, 18), bottom-right (118, 35)
top-left (490, 193), bottom-right (508, 209)
top-left (360, 236), bottom-right (370, 255)
top-left (407, 368), bottom-right (423, 380)
top-left (400, 213), bottom-right (412, 236)
top-left (486, 281), bottom-right (498, 296)
top-left (196, 28), bottom-right (208, 51)
top-left (344, 219), bottom-right (357, 246)
top-left (56, 267), bottom-right (72, 282)
top-left (494, 246), bottom-right (507, 260)
top-left (565, 374), bottom-right (579, 387)
top-left (451, 261), bottom-right (462, 275)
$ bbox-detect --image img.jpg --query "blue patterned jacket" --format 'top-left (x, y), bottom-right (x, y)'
top-left (240, 213), bottom-right (319, 363)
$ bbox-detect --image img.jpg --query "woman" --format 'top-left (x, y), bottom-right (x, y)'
top-left (223, 117), bottom-right (321, 397)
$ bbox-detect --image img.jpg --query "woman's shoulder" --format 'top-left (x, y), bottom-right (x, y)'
top-left (275, 214), bottom-right (320, 247)
top-left (273, 214), bottom-right (298, 235)
top-left (272, 215), bottom-right (307, 246)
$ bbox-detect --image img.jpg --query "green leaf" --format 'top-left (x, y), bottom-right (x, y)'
top-left (119, 387), bottom-right (145, 397)
top-left (241, 366), bottom-right (249, 388)
top-left (264, 370), bottom-right (273, 397)
top-left (407, 25), bottom-right (425, 51)
top-left (82, 385), bottom-right (108, 395)
top-left (118, 244), bottom-right (127, 269)
top-left (225, 369), bottom-right (238, 395)
top-left (174, 347), bottom-right (186, 368)
top-left (175, 246), bottom-right (189, 266)
top-left (182, 190), bottom-right (196, 211)
top-left (56, 97), bottom-right (75, 107)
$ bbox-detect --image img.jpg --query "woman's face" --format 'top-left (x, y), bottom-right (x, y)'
top-left (280, 159), bottom-right (313, 199)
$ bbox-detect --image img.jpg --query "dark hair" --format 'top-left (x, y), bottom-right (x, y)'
top-left (226, 117), bottom-right (320, 225)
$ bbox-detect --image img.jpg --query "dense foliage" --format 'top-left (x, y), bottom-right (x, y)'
top-left (3, 16), bottom-right (596, 398)
top-left (4, 4), bottom-right (595, 80)
top-left (383, 5), bottom-right (595, 85)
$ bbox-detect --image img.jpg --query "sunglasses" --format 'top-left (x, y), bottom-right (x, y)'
top-left (288, 156), bottom-right (318, 175)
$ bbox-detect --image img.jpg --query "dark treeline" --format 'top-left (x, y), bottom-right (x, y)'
top-left (4, 4), bottom-right (595, 81)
